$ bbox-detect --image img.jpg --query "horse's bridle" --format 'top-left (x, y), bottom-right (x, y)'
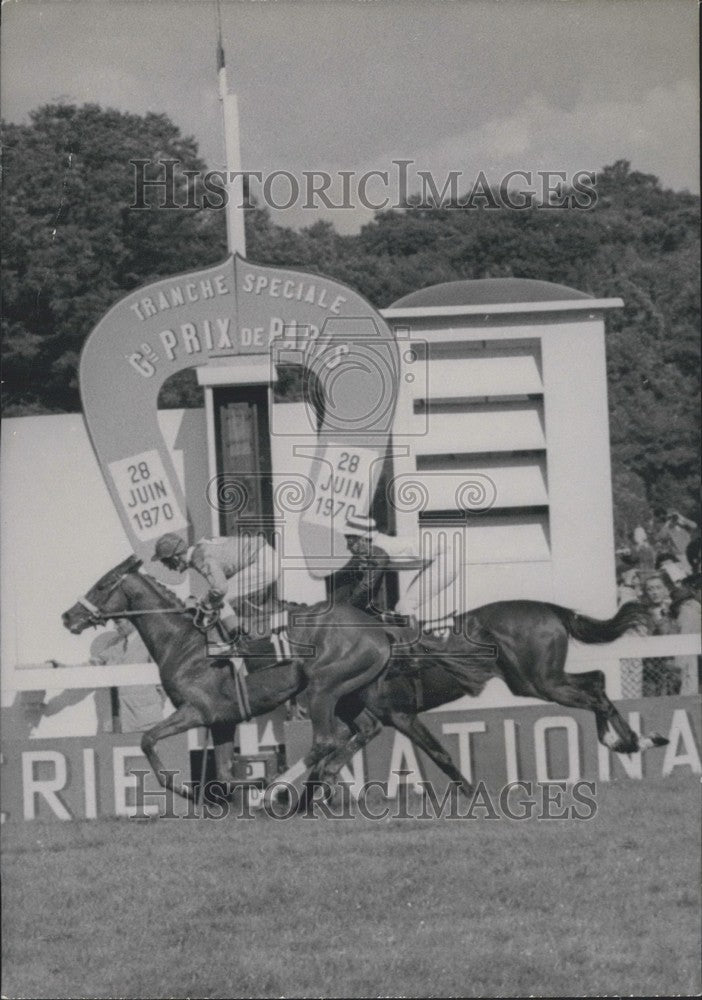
top-left (75, 595), bottom-right (104, 620)
top-left (75, 572), bottom-right (129, 626)
top-left (75, 572), bottom-right (219, 633)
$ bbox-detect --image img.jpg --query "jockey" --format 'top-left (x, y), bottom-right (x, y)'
top-left (344, 513), bottom-right (459, 631)
top-left (152, 531), bottom-right (279, 639)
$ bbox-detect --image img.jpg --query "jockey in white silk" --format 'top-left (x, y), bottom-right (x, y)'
top-left (152, 531), bottom-right (279, 637)
top-left (344, 513), bottom-right (458, 629)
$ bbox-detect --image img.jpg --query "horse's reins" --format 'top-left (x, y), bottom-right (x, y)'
top-left (76, 595), bottom-right (191, 621)
top-left (81, 581), bottom-right (268, 625)
top-left (76, 578), bottom-right (218, 632)
top-left (79, 580), bottom-right (254, 723)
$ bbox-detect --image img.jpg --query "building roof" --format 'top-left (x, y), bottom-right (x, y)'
top-left (390, 278), bottom-right (592, 309)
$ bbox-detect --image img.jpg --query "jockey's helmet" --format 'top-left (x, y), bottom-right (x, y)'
top-left (345, 513), bottom-right (376, 536)
top-left (152, 532), bottom-right (187, 562)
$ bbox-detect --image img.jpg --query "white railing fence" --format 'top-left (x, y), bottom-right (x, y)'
top-left (5, 634), bottom-right (699, 712)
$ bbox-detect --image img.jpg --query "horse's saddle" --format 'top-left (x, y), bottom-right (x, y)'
top-left (380, 611), bottom-right (457, 650)
top-left (206, 608), bottom-right (291, 674)
top-left (382, 611), bottom-right (497, 681)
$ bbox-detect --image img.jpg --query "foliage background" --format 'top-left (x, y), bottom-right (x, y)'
top-left (3, 105), bottom-right (699, 541)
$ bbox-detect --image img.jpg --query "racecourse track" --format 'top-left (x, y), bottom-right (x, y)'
top-left (2, 772), bottom-right (700, 999)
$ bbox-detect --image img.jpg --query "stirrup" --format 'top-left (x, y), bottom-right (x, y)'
top-left (270, 609), bottom-right (288, 633)
top-left (380, 610), bottom-right (410, 626)
top-left (191, 601), bottom-right (221, 632)
top-left (420, 612), bottom-right (456, 636)
top-left (207, 639), bottom-right (237, 657)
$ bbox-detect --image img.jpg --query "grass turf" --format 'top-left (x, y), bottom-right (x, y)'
top-left (2, 773), bottom-right (700, 998)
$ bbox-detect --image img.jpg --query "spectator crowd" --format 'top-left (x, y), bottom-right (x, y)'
top-left (616, 510), bottom-right (701, 696)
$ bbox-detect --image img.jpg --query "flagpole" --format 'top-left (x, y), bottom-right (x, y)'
top-left (217, 6), bottom-right (246, 257)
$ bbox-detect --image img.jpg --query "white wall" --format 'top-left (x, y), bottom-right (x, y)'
top-left (390, 308), bottom-right (617, 616)
top-left (541, 321), bottom-right (617, 615)
top-left (1, 410), bottom-right (201, 704)
top-left (269, 401), bottom-right (327, 605)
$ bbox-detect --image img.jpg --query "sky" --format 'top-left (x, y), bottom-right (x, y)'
top-left (1, 0), bottom-right (699, 233)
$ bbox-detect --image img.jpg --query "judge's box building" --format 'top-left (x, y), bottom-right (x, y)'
top-left (193, 273), bottom-right (622, 618)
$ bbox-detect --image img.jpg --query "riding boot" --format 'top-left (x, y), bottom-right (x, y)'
top-left (221, 612), bottom-right (244, 640)
top-left (207, 614), bottom-right (243, 659)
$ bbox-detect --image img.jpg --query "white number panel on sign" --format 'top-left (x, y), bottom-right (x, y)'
top-left (108, 450), bottom-right (187, 541)
top-left (306, 448), bottom-right (378, 529)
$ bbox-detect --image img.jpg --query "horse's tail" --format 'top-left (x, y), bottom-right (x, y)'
top-left (555, 601), bottom-right (648, 644)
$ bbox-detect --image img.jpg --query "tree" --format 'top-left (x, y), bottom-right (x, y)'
top-left (2, 104), bottom-right (227, 413)
top-left (2, 108), bottom-right (699, 529)
top-left (322, 163), bottom-right (700, 527)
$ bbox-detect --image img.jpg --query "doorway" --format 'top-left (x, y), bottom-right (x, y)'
top-left (214, 385), bottom-right (273, 540)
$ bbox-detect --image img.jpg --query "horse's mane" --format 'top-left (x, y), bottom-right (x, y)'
top-left (137, 570), bottom-right (188, 610)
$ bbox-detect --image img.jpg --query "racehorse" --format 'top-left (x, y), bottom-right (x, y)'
top-left (62, 555), bottom-right (667, 801)
top-left (61, 554), bottom-right (392, 799)
top-left (323, 599), bottom-right (669, 795)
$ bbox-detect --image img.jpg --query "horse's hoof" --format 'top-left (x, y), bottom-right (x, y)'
top-left (304, 749), bottom-right (325, 768)
top-left (611, 737), bottom-right (639, 755)
top-left (636, 732), bottom-right (669, 752)
top-left (649, 732), bottom-right (669, 748)
top-left (304, 741), bottom-right (336, 767)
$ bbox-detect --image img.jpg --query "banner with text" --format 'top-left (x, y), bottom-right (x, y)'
top-left (80, 256), bottom-right (398, 575)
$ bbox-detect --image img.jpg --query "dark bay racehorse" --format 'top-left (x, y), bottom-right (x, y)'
top-left (62, 555), bottom-right (667, 800)
top-left (324, 600), bottom-right (669, 795)
top-left (62, 554), bottom-right (392, 799)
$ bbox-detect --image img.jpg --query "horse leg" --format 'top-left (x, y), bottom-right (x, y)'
top-left (501, 628), bottom-right (663, 756)
top-left (303, 686), bottom-right (340, 766)
top-left (300, 710), bottom-right (383, 812)
top-left (211, 720), bottom-right (237, 787)
top-left (140, 703), bottom-right (207, 801)
top-left (531, 668), bottom-right (638, 750)
top-left (303, 650), bottom-right (389, 767)
top-left (533, 670), bottom-right (667, 755)
top-left (561, 670), bottom-right (637, 751)
top-left (320, 709), bottom-right (384, 783)
top-left (298, 722), bottom-right (352, 812)
top-left (388, 710), bottom-right (474, 799)
top-left (567, 671), bottom-right (668, 753)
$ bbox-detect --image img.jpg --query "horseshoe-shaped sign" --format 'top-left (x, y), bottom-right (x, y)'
top-left (79, 255), bottom-right (398, 576)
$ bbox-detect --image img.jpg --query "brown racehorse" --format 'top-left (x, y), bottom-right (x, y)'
top-left (62, 556), bottom-right (667, 801)
top-left (61, 554), bottom-right (392, 799)
top-left (322, 599), bottom-right (669, 795)
top-left (227, 598), bottom-right (663, 795)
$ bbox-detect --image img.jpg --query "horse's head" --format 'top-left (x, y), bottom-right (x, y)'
top-left (62, 554), bottom-right (143, 634)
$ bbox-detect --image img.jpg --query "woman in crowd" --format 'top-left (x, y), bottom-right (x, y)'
top-left (617, 567), bottom-right (642, 605)
top-left (669, 560), bottom-right (701, 695)
top-left (640, 572), bottom-right (682, 696)
top-left (631, 526), bottom-right (656, 570)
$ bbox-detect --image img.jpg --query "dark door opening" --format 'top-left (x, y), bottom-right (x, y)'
top-left (214, 385), bottom-right (273, 540)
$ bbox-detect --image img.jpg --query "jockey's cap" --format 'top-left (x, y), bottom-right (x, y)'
top-left (152, 532), bottom-right (187, 561)
top-left (345, 513), bottom-right (377, 535)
